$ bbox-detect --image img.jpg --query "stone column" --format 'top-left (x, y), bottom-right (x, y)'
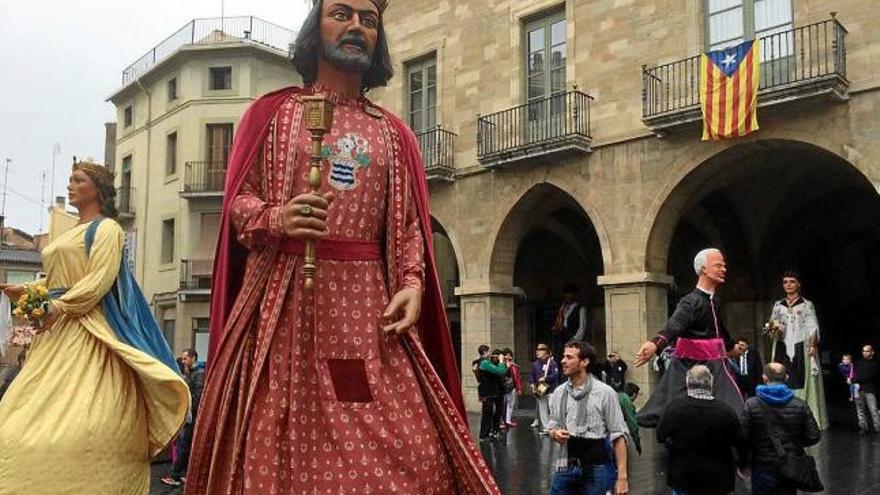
top-left (598, 272), bottom-right (672, 407)
top-left (455, 282), bottom-right (522, 412)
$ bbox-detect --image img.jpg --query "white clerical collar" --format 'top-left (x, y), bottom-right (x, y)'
top-left (696, 285), bottom-right (715, 298)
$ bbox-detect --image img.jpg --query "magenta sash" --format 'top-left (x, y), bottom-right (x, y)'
top-left (674, 337), bottom-right (727, 361)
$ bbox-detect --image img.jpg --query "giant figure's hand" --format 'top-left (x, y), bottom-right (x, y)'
top-left (633, 341), bottom-right (657, 367)
top-left (281, 192), bottom-right (335, 240)
top-left (0, 284), bottom-right (26, 300)
top-left (382, 287), bottom-right (423, 336)
top-left (35, 303), bottom-right (60, 334)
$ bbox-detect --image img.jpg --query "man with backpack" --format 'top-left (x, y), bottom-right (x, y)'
top-left (739, 363), bottom-right (822, 495)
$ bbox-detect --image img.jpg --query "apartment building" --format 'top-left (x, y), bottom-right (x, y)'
top-left (107, 16), bottom-right (302, 359)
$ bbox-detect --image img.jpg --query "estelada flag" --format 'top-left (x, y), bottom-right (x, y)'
top-left (700, 39), bottom-right (761, 140)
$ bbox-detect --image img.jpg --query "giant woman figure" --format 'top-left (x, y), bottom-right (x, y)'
top-left (0, 162), bottom-right (189, 494)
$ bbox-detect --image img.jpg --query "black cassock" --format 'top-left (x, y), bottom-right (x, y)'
top-left (637, 288), bottom-right (744, 427)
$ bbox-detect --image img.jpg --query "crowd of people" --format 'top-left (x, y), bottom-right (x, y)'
top-left (471, 247), bottom-right (879, 495)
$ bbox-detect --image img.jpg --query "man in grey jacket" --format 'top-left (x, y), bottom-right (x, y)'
top-left (548, 340), bottom-right (629, 495)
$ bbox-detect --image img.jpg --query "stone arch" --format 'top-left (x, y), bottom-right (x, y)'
top-left (640, 138), bottom-right (880, 415)
top-left (644, 139), bottom-right (878, 274)
top-left (487, 182), bottom-right (609, 361)
top-left (430, 216), bottom-right (464, 372)
top-left (489, 182), bottom-right (611, 288)
top-left (430, 215), bottom-right (464, 283)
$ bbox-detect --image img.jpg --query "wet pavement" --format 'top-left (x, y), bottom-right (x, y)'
top-left (151, 409), bottom-right (880, 494)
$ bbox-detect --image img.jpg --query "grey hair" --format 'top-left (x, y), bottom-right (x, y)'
top-left (693, 248), bottom-right (721, 276)
top-left (685, 365), bottom-right (714, 392)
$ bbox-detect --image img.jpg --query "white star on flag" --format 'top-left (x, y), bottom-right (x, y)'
top-left (721, 53), bottom-right (737, 69)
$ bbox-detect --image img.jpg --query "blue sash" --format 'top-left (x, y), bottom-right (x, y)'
top-left (83, 218), bottom-right (178, 372)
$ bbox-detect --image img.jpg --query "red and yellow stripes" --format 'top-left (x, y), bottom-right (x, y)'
top-left (700, 40), bottom-right (761, 140)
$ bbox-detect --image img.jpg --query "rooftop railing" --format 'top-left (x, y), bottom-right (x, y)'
top-left (121, 16), bottom-right (296, 85)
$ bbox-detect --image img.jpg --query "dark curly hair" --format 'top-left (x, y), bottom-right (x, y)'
top-left (291, 0), bottom-right (394, 92)
top-left (73, 161), bottom-right (119, 219)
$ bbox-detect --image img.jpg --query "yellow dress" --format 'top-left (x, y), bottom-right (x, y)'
top-left (0, 220), bottom-right (189, 494)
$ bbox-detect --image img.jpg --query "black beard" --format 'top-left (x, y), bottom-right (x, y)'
top-left (321, 33), bottom-right (373, 73)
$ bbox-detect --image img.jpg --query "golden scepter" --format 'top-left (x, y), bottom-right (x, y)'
top-left (301, 95), bottom-right (335, 290)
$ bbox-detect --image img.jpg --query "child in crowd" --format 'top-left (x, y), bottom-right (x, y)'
top-left (838, 354), bottom-right (859, 401)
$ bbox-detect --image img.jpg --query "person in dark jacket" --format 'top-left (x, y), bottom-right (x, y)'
top-left (740, 363), bottom-right (821, 495)
top-left (602, 351), bottom-right (628, 392)
top-left (657, 365), bottom-right (746, 495)
top-left (853, 344), bottom-right (880, 434)
top-left (476, 348), bottom-right (508, 440)
top-left (162, 348), bottom-right (205, 486)
top-left (729, 338), bottom-right (764, 398)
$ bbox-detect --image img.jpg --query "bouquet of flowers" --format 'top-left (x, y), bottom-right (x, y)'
top-left (11, 284), bottom-right (50, 327)
top-left (762, 319), bottom-right (784, 340)
top-left (763, 318), bottom-right (784, 361)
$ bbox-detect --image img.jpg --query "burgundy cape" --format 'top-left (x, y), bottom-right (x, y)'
top-left (187, 87), bottom-right (497, 494)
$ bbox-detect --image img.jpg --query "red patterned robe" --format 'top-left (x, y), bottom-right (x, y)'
top-left (185, 85), bottom-right (499, 495)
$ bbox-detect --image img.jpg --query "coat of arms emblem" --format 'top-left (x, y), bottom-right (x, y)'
top-left (322, 132), bottom-right (372, 191)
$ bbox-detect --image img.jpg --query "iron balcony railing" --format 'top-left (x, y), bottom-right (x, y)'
top-left (416, 126), bottom-right (457, 178)
top-left (122, 16), bottom-right (297, 85)
top-left (184, 161), bottom-right (227, 195)
top-left (642, 16), bottom-right (847, 120)
top-left (477, 89), bottom-right (593, 164)
top-left (116, 187), bottom-right (135, 216)
top-left (180, 259), bottom-right (213, 291)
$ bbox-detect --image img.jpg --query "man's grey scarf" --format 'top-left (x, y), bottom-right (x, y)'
top-left (554, 377), bottom-right (594, 470)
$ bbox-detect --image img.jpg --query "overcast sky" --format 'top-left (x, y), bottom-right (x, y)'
top-left (0, 0), bottom-right (310, 235)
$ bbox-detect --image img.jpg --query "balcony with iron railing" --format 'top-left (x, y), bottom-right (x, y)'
top-left (116, 187), bottom-right (136, 219)
top-left (180, 259), bottom-right (213, 299)
top-left (121, 16), bottom-right (297, 85)
top-left (477, 89), bottom-right (593, 168)
top-left (416, 126), bottom-right (457, 183)
top-left (182, 161), bottom-right (227, 198)
top-left (642, 16), bottom-right (848, 132)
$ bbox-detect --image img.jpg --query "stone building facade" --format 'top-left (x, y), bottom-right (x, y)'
top-left (371, 0), bottom-right (880, 411)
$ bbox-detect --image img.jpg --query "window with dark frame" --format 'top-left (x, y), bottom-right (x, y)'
top-left (406, 55), bottom-right (437, 134)
top-left (706, 0), bottom-right (793, 51)
top-left (524, 10), bottom-right (567, 133)
top-left (209, 66), bottom-right (233, 91)
top-left (123, 105), bottom-right (133, 127)
top-left (166, 132), bottom-right (177, 176)
top-left (206, 123), bottom-right (233, 190)
top-left (162, 318), bottom-right (176, 350)
top-left (161, 218), bottom-right (175, 264)
top-left (120, 155), bottom-right (133, 213)
top-left (193, 318), bottom-right (211, 363)
top-left (167, 77), bottom-right (178, 102)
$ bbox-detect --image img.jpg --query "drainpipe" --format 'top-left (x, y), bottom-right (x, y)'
top-left (135, 78), bottom-right (152, 282)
